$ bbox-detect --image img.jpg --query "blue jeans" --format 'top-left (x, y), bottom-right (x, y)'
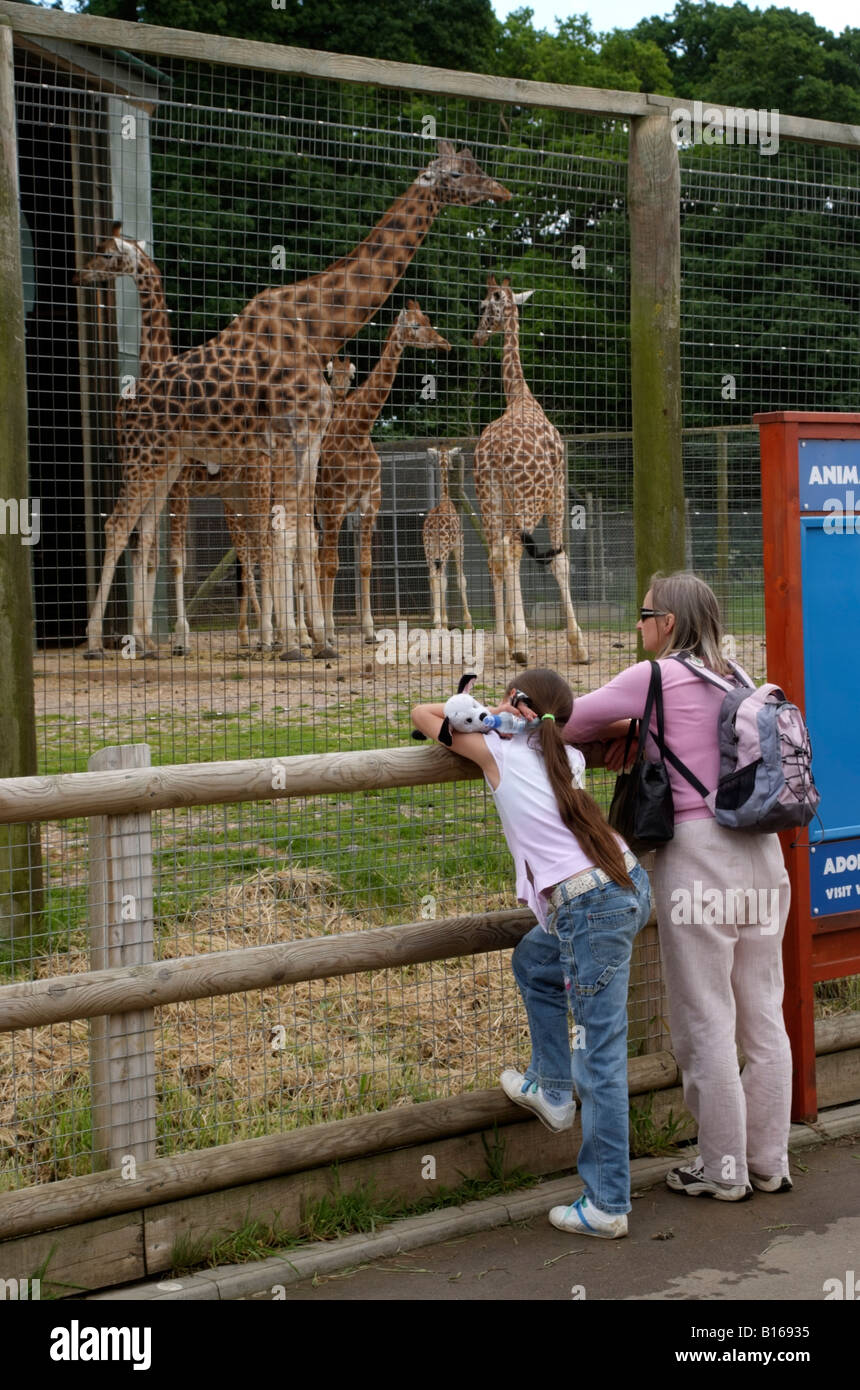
top-left (511, 862), bottom-right (651, 1214)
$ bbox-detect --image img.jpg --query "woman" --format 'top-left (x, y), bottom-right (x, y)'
top-left (562, 571), bottom-right (792, 1200)
top-left (412, 669), bottom-right (652, 1240)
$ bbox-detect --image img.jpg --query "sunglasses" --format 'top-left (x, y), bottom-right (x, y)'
top-left (639, 608), bottom-right (670, 622)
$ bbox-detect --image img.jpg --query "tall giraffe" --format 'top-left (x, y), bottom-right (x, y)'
top-left (317, 303), bottom-right (450, 649)
top-left (422, 446), bottom-right (472, 631)
top-left (82, 145), bottom-right (510, 660)
top-left (472, 276), bottom-right (588, 666)
top-left (75, 225), bottom-right (273, 654)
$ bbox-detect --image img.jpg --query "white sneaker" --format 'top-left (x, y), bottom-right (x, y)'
top-left (549, 1195), bottom-right (628, 1239)
top-left (750, 1172), bottom-right (793, 1193)
top-left (666, 1158), bottom-right (751, 1201)
top-left (500, 1067), bottom-right (575, 1133)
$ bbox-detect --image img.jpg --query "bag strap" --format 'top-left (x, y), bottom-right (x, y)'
top-left (672, 652), bottom-right (755, 692)
top-left (645, 660), bottom-right (710, 797)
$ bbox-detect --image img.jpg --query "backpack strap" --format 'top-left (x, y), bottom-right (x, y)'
top-left (671, 652), bottom-right (755, 692)
top-left (645, 658), bottom-right (710, 798)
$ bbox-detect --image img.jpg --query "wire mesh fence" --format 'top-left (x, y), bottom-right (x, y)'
top-left (1, 23), bottom-right (858, 1191)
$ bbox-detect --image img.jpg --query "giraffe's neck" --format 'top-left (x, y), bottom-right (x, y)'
top-left (343, 325), bottom-right (405, 431)
top-left (132, 258), bottom-right (173, 371)
top-left (273, 182), bottom-right (443, 357)
top-left (438, 465), bottom-right (451, 506)
top-left (501, 302), bottom-right (529, 403)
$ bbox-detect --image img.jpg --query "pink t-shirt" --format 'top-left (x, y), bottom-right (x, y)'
top-left (563, 658), bottom-right (729, 823)
top-left (483, 731), bottom-right (626, 929)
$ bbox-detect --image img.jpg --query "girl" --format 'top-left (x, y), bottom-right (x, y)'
top-left (562, 572), bottom-right (793, 1200)
top-left (412, 668), bottom-right (652, 1239)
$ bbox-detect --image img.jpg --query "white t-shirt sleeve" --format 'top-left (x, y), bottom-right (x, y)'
top-left (566, 745), bottom-right (587, 789)
top-left (482, 729), bottom-right (505, 783)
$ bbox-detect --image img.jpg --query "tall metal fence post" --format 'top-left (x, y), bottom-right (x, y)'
top-left (0, 19), bottom-right (43, 942)
top-left (628, 113), bottom-right (685, 619)
top-left (88, 743), bottom-right (156, 1171)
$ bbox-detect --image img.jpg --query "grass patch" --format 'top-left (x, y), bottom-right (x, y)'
top-left (629, 1093), bottom-right (688, 1158)
top-left (168, 1131), bottom-right (539, 1277)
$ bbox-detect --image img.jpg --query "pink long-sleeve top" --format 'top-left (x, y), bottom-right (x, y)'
top-left (563, 658), bottom-right (730, 823)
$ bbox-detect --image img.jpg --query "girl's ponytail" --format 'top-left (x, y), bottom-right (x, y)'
top-left (512, 669), bottom-right (634, 890)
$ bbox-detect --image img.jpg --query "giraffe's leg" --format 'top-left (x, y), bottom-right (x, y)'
top-left (440, 554), bottom-right (449, 630)
top-left (299, 426), bottom-right (337, 658)
top-left (296, 530), bottom-right (315, 649)
top-left (487, 535), bottom-right (509, 664)
top-left (501, 533), bottom-right (528, 666)
top-left (134, 493), bottom-right (165, 659)
top-left (357, 485), bottom-right (380, 645)
top-left (169, 478), bottom-right (192, 656)
top-left (223, 502), bottom-right (261, 652)
top-left (547, 477), bottom-right (589, 663)
top-left (85, 474), bottom-right (150, 657)
top-left (247, 469), bottom-right (275, 653)
top-left (318, 508), bottom-right (343, 649)
top-left (270, 447), bottom-right (304, 662)
top-left (427, 558), bottom-right (442, 629)
top-left (454, 533), bottom-right (473, 630)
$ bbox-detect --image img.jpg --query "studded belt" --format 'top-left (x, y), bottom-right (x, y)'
top-left (547, 850), bottom-right (639, 912)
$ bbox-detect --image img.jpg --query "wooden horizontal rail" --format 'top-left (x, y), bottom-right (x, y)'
top-left (0, 1056), bottom-right (680, 1241)
top-left (2, 4), bottom-right (859, 148)
top-left (1, 1018), bottom-right (856, 1242)
top-left (0, 908), bottom-right (533, 1031)
top-left (0, 742), bottom-right (481, 826)
top-left (814, 1013), bottom-right (860, 1054)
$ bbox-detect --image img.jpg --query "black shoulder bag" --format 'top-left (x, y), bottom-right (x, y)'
top-left (607, 661), bottom-right (675, 851)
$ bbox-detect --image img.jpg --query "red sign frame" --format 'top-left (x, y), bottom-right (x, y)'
top-left (756, 411), bottom-right (860, 1122)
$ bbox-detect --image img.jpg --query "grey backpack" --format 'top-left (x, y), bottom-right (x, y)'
top-left (663, 656), bottom-right (821, 832)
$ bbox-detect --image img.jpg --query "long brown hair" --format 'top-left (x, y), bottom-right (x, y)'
top-left (510, 669), bottom-right (634, 890)
top-left (649, 571), bottom-right (731, 675)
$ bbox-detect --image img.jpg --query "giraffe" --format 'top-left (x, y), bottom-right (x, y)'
top-left (75, 225), bottom-right (272, 655)
top-left (422, 446), bottom-right (472, 631)
top-left (316, 303), bottom-right (450, 648)
top-left (82, 144), bottom-right (510, 660)
top-left (471, 275), bottom-right (588, 666)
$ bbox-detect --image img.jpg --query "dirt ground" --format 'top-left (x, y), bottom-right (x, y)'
top-left (32, 623), bottom-right (768, 734)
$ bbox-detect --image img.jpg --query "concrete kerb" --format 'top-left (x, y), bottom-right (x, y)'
top-left (86, 1103), bottom-right (860, 1302)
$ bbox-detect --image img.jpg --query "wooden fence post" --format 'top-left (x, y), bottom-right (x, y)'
top-left (715, 428), bottom-right (729, 609)
top-left (88, 744), bottom-right (156, 1171)
top-left (0, 20), bottom-right (43, 943)
top-left (628, 113), bottom-right (685, 612)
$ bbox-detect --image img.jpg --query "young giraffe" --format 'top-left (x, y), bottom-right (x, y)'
top-left (422, 446), bottom-right (472, 631)
top-left (317, 303), bottom-right (450, 648)
top-left (75, 225), bottom-right (273, 655)
top-left (472, 275), bottom-right (588, 666)
top-left (82, 144), bottom-right (510, 660)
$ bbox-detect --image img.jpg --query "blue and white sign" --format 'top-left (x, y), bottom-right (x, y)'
top-left (799, 439), bottom-right (860, 515)
top-left (810, 840), bottom-right (860, 918)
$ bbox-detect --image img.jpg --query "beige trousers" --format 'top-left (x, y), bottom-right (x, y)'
top-left (652, 818), bottom-right (792, 1183)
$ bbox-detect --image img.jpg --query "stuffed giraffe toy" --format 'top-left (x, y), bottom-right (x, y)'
top-left (82, 146), bottom-right (510, 661)
top-left (422, 446), bottom-right (472, 631)
top-left (316, 302), bottom-right (450, 650)
top-left (76, 225), bottom-right (281, 654)
top-left (472, 275), bottom-right (588, 666)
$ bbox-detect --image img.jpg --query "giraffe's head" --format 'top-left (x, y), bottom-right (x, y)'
top-left (325, 355), bottom-right (356, 401)
top-left (428, 445), bottom-right (462, 474)
top-left (394, 301), bottom-right (451, 352)
top-left (417, 140), bottom-right (511, 207)
top-left (472, 275), bottom-right (534, 346)
top-left (74, 222), bottom-right (147, 285)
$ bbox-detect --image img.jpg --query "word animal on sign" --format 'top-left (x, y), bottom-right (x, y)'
top-left (81, 145), bottom-right (510, 660)
top-left (316, 304), bottom-right (450, 653)
top-left (422, 446), bottom-right (473, 633)
top-left (472, 276), bottom-right (588, 666)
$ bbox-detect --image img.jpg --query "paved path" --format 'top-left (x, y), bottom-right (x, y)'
top-left (274, 1132), bottom-right (860, 1303)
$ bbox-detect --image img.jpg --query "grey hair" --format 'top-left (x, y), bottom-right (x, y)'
top-left (649, 571), bottom-right (730, 674)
